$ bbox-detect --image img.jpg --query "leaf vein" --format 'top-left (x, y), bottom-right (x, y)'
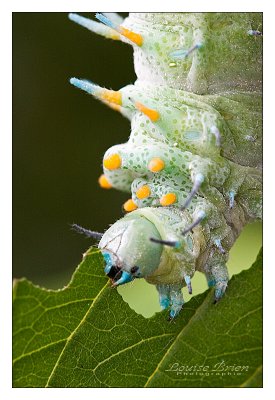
top-left (45, 281), bottom-right (109, 387)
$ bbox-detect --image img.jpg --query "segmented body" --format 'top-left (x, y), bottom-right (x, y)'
top-left (70, 12), bottom-right (262, 319)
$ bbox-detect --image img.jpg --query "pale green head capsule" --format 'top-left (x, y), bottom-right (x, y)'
top-left (98, 212), bottom-right (163, 285)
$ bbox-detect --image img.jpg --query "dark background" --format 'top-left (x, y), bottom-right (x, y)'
top-left (13, 12), bottom-right (135, 287)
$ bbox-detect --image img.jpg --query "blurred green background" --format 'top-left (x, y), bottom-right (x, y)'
top-left (13, 13), bottom-right (262, 317)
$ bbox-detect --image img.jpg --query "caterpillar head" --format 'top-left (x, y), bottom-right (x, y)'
top-left (98, 207), bottom-right (201, 287)
top-left (98, 212), bottom-right (163, 285)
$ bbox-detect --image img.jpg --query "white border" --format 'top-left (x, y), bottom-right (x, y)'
top-left (3, 0), bottom-right (265, 12)
top-left (3, 0), bottom-right (273, 399)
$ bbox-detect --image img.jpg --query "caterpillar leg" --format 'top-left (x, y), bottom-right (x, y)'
top-left (156, 283), bottom-right (184, 320)
top-left (169, 283), bottom-right (185, 320)
top-left (206, 274), bottom-right (216, 288)
top-left (156, 284), bottom-right (170, 310)
top-left (207, 261), bottom-right (229, 303)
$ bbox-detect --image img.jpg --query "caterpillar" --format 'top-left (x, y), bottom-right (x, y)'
top-left (69, 12), bottom-right (262, 319)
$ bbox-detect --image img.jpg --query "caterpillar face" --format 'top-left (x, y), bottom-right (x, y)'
top-left (98, 211), bottom-right (163, 281)
top-left (69, 12), bottom-right (262, 319)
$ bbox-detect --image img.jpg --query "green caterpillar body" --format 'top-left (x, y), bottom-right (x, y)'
top-left (69, 12), bottom-right (262, 319)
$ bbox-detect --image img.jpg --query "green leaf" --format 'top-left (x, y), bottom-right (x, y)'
top-left (13, 248), bottom-right (262, 388)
